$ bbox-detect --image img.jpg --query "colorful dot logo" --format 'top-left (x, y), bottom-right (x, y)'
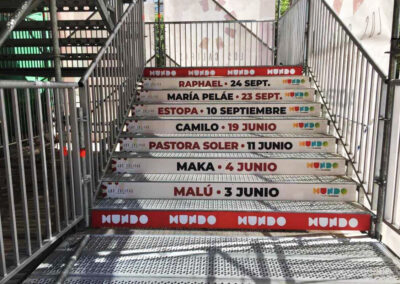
top-left (289, 106), bottom-right (315, 113)
top-left (307, 162), bottom-right (339, 170)
top-left (313, 188), bottom-right (348, 196)
top-left (299, 141), bottom-right (329, 148)
top-left (285, 91), bottom-right (310, 99)
top-left (293, 122), bottom-right (321, 129)
top-left (283, 79), bottom-right (306, 85)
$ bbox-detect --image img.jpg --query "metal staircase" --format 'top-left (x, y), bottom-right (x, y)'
top-left (23, 69), bottom-right (400, 283)
top-left (89, 66), bottom-right (371, 231)
top-left (2, 0), bottom-right (400, 282)
top-left (0, 0), bottom-right (126, 78)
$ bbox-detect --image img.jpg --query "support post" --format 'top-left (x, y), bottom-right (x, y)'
top-left (375, 0), bottom-right (400, 239)
top-left (49, 0), bottom-right (62, 81)
top-left (96, 0), bottom-right (115, 32)
top-left (303, 0), bottom-right (311, 75)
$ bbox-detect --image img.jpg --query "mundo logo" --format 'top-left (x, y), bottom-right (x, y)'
top-left (293, 122), bottom-right (321, 129)
top-left (289, 106), bottom-right (315, 113)
top-left (285, 91), bottom-right (310, 98)
top-left (313, 188), bottom-right (348, 196)
top-left (299, 141), bottom-right (329, 148)
top-left (282, 78), bottom-right (306, 85)
top-left (307, 162), bottom-right (339, 170)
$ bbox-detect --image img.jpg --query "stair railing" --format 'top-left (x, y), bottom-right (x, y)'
top-left (278, 0), bottom-right (400, 244)
top-left (0, 81), bottom-right (84, 284)
top-left (0, 1), bottom-right (145, 282)
top-left (145, 20), bottom-right (276, 67)
top-left (79, 0), bottom-right (145, 220)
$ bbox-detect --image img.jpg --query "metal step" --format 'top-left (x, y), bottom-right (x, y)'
top-left (0, 67), bottom-right (86, 77)
top-left (131, 102), bottom-right (322, 117)
top-left (2, 38), bottom-right (106, 47)
top-left (24, 234), bottom-right (400, 283)
top-left (0, 20), bottom-right (107, 31)
top-left (0, 0), bottom-right (97, 12)
top-left (143, 76), bottom-right (311, 90)
top-left (118, 133), bottom-right (336, 153)
top-left (0, 53), bottom-right (98, 61)
top-left (91, 199), bottom-right (370, 231)
top-left (111, 152), bottom-right (346, 175)
top-left (125, 116), bottom-right (328, 134)
top-left (137, 88), bottom-right (315, 103)
top-left (0, 20), bottom-right (106, 32)
top-left (144, 66), bottom-right (304, 77)
top-left (101, 173), bottom-right (357, 201)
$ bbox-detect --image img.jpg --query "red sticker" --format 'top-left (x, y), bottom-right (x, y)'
top-left (92, 210), bottom-right (370, 231)
top-left (144, 66), bottom-right (303, 77)
top-left (63, 146), bottom-right (68, 157)
top-left (80, 149), bottom-right (86, 158)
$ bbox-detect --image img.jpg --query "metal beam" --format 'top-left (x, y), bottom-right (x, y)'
top-left (0, 0), bottom-right (43, 47)
top-left (50, 0), bottom-right (62, 81)
top-left (96, 0), bottom-right (115, 32)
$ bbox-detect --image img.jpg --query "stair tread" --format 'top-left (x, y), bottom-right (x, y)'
top-left (126, 115), bottom-right (327, 121)
top-left (25, 234), bottom-right (400, 282)
top-left (112, 152), bottom-right (344, 159)
top-left (132, 101), bottom-right (320, 105)
top-left (102, 173), bottom-right (355, 183)
top-left (93, 199), bottom-right (367, 213)
top-left (119, 133), bottom-right (334, 138)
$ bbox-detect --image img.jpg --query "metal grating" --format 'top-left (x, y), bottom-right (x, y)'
top-left (132, 101), bottom-right (321, 106)
top-left (119, 133), bottom-right (335, 138)
top-left (112, 152), bottom-right (344, 159)
top-left (24, 235), bottom-right (400, 283)
top-left (102, 173), bottom-right (355, 184)
top-left (126, 116), bottom-right (327, 121)
top-left (93, 199), bottom-right (368, 213)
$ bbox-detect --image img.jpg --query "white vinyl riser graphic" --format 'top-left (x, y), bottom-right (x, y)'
top-left (101, 181), bottom-right (357, 201)
top-left (125, 118), bottom-right (328, 134)
top-left (137, 89), bottom-right (315, 103)
top-left (111, 156), bottom-right (346, 175)
top-left (118, 136), bottom-right (336, 152)
top-left (143, 76), bottom-right (311, 90)
top-left (131, 103), bottom-right (322, 117)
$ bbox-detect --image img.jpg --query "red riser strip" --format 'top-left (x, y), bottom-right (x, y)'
top-left (144, 66), bottom-right (303, 77)
top-left (92, 210), bottom-right (370, 231)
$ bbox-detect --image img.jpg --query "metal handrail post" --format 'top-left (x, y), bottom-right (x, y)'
top-left (375, 0), bottom-right (400, 239)
top-left (303, 0), bottom-right (311, 74)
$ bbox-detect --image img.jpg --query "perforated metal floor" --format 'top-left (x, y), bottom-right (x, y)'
top-left (102, 173), bottom-right (354, 184)
top-left (126, 116), bottom-right (327, 121)
top-left (112, 152), bottom-right (344, 159)
top-left (93, 199), bottom-right (367, 213)
top-left (119, 133), bottom-right (335, 138)
top-left (133, 101), bottom-right (320, 105)
top-left (25, 234), bottom-right (400, 283)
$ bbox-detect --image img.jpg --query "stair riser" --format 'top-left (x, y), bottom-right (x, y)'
top-left (143, 76), bottom-right (310, 90)
top-left (137, 89), bottom-right (315, 103)
top-left (101, 182), bottom-right (357, 201)
top-left (92, 210), bottom-right (370, 231)
top-left (111, 158), bottom-right (346, 175)
top-left (144, 66), bottom-right (303, 77)
top-left (131, 103), bottom-right (321, 117)
top-left (126, 119), bottom-right (328, 134)
top-left (119, 137), bottom-right (336, 152)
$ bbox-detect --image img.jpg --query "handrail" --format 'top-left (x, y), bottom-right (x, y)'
top-left (320, 0), bottom-right (387, 79)
top-left (81, 0), bottom-right (137, 83)
top-left (0, 80), bottom-right (78, 89)
top-left (146, 20), bottom-right (276, 24)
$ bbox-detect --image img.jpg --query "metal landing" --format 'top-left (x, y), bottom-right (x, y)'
top-left (24, 234), bottom-right (400, 283)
